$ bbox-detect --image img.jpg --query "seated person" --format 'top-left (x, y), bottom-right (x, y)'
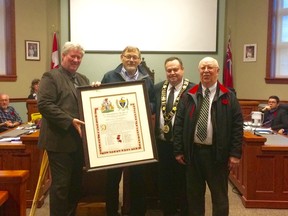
top-left (0, 93), bottom-right (22, 130)
top-left (261, 95), bottom-right (288, 130)
top-left (28, 78), bottom-right (40, 99)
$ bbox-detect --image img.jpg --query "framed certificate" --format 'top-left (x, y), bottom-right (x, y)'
top-left (77, 80), bottom-right (157, 171)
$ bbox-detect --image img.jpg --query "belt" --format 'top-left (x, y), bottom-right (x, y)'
top-left (194, 143), bottom-right (213, 148)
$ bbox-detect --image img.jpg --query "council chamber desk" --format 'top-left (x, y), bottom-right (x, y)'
top-left (0, 130), bottom-right (50, 208)
top-left (229, 131), bottom-right (288, 208)
top-left (0, 128), bottom-right (108, 211)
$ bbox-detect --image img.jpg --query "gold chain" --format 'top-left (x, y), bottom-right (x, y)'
top-left (161, 79), bottom-right (189, 124)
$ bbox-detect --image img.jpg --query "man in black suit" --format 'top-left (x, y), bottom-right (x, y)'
top-left (262, 95), bottom-right (288, 130)
top-left (37, 42), bottom-right (92, 216)
top-left (154, 56), bottom-right (194, 216)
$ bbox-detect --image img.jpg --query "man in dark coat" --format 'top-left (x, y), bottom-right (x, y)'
top-left (173, 57), bottom-right (243, 216)
top-left (38, 42), bottom-right (90, 216)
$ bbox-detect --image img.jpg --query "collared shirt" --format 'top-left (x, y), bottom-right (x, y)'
top-left (194, 82), bottom-right (217, 145)
top-left (0, 106), bottom-right (22, 124)
top-left (159, 80), bottom-right (184, 140)
top-left (121, 67), bottom-right (139, 81)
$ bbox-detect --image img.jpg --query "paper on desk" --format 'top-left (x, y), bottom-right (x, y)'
top-left (243, 126), bottom-right (273, 134)
top-left (0, 137), bottom-right (21, 142)
top-left (17, 125), bottom-right (36, 130)
top-left (253, 128), bottom-right (273, 134)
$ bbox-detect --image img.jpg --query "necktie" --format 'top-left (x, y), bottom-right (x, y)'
top-left (196, 88), bottom-right (210, 142)
top-left (72, 75), bottom-right (79, 87)
top-left (164, 86), bottom-right (174, 141)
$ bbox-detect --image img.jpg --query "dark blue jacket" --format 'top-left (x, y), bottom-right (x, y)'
top-left (263, 107), bottom-right (288, 130)
top-left (101, 63), bottom-right (155, 112)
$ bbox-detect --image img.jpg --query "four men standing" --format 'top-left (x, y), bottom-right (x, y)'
top-left (3, 42), bottom-right (246, 216)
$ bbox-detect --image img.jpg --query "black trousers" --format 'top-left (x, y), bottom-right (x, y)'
top-left (186, 145), bottom-right (229, 216)
top-left (157, 140), bottom-right (188, 216)
top-left (106, 165), bottom-right (146, 216)
top-left (47, 150), bottom-right (84, 216)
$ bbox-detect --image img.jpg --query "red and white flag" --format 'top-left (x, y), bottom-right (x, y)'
top-left (51, 32), bottom-right (59, 69)
top-left (223, 37), bottom-right (233, 88)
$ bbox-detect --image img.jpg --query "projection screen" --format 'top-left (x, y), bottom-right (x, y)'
top-left (69, 0), bottom-right (218, 53)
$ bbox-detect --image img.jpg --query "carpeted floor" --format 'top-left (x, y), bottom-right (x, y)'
top-left (27, 181), bottom-right (287, 216)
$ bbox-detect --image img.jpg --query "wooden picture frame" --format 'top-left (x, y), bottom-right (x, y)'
top-left (25, 40), bottom-right (40, 61)
top-left (243, 44), bottom-right (257, 62)
top-left (77, 80), bottom-right (158, 171)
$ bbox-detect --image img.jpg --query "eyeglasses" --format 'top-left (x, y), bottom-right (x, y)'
top-left (123, 55), bottom-right (140, 60)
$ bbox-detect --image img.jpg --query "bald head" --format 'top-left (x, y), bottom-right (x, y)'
top-left (0, 93), bottom-right (10, 110)
top-left (198, 57), bottom-right (219, 69)
top-left (198, 57), bottom-right (220, 88)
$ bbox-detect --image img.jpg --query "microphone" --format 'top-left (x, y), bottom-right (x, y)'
top-left (243, 113), bottom-right (252, 121)
top-left (243, 113), bottom-right (253, 127)
top-left (262, 119), bottom-right (272, 127)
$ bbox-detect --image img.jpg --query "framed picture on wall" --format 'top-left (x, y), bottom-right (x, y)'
top-left (25, 40), bottom-right (40, 61)
top-left (243, 44), bottom-right (257, 62)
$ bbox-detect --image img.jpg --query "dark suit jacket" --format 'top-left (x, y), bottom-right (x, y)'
top-left (37, 67), bottom-right (90, 152)
top-left (263, 107), bottom-right (288, 130)
top-left (154, 80), bottom-right (194, 138)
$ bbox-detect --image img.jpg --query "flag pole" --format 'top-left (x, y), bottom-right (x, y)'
top-left (223, 35), bottom-right (233, 88)
top-left (29, 151), bottom-right (49, 216)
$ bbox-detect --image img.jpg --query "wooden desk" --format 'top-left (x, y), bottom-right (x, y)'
top-left (0, 170), bottom-right (29, 216)
top-left (0, 128), bottom-right (109, 210)
top-left (26, 99), bottom-right (38, 121)
top-left (0, 130), bottom-right (51, 208)
top-left (229, 131), bottom-right (288, 208)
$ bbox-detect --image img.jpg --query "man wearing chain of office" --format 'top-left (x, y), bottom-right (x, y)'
top-left (154, 56), bottom-right (194, 216)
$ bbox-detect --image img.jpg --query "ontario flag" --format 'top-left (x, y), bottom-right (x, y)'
top-left (223, 37), bottom-right (233, 88)
top-left (51, 32), bottom-right (59, 69)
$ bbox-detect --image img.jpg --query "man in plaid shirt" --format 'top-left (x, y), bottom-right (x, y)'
top-left (0, 93), bottom-right (22, 130)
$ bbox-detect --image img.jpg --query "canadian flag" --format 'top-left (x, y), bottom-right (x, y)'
top-left (51, 32), bottom-right (59, 69)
